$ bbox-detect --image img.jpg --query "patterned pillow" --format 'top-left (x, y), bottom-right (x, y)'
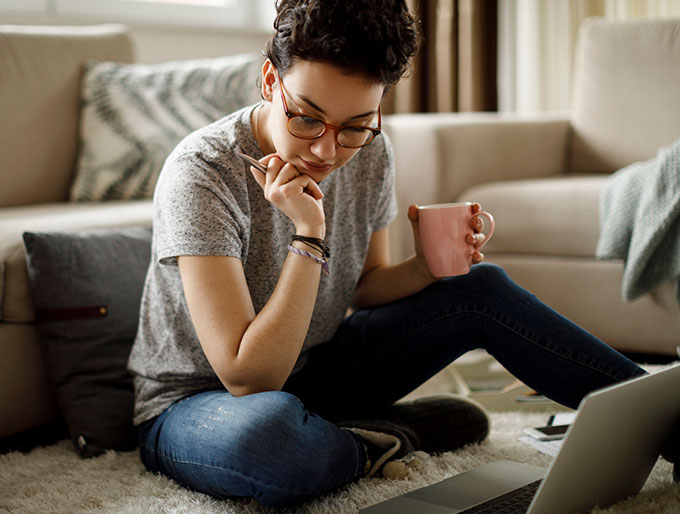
top-left (70, 54), bottom-right (263, 202)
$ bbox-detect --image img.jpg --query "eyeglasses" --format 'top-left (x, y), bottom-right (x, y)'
top-left (276, 69), bottom-right (381, 149)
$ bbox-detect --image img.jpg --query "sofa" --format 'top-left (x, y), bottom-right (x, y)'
top-left (1, 18), bottom-right (679, 446)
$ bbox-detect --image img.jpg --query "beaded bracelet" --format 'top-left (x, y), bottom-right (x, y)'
top-left (287, 244), bottom-right (330, 275)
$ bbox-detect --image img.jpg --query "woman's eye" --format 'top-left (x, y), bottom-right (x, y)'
top-left (300, 116), bottom-right (321, 126)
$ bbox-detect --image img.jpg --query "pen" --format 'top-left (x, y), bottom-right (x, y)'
top-left (237, 152), bottom-right (267, 173)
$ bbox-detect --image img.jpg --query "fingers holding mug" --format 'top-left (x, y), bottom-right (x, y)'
top-left (469, 202), bottom-right (484, 232)
top-left (466, 228), bottom-right (487, 264)
top-left (470, 209), bottom-right (495, 253)
top-left (465, 209), bottom-right (494, 264)
top-left (466, 232), bottom-right (486, 246)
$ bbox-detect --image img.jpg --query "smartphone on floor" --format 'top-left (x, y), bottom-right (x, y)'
top-left (523, 423), bottom-right (570, 441)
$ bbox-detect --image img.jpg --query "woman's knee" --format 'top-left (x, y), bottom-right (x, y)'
top-left (221, 391), bottom-right (362, 506)
top-left (468, 262), bottom-right (510, 282)
top-left (152, 390), bottom-right (350, 505)
top-left (243, 390), bottom-right (307, 434)
top-left (436, 262), bottom-right (513, 295)
top-left (220, 390), bottom-right (308, 452)
top-left (153, 390), bottom-right (308, 462)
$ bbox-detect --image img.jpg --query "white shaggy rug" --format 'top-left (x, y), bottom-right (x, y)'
top-left (1, 411), bottom-right (679, 513)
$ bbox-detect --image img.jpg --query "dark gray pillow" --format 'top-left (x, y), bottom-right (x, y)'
top-left (23, 226), bottom-right (152, 457)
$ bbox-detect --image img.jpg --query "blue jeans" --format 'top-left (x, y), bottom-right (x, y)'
top-left (138, 263), bottom-right (645, 506)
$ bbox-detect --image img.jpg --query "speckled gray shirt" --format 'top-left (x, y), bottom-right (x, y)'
top-left (127, 105), bottom-right (397, 425)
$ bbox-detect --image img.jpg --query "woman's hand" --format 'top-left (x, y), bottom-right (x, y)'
top-left (249, 154), bottom-right (326, 238)
top-left (466, 202), bottom-right (487, 264)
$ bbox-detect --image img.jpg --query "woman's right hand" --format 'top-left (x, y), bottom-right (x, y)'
top-left (249, 154), bottom-right (326, 237)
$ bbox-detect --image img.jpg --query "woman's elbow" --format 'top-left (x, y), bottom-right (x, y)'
top-left (224, 382), bottom-right (283, 397)
top-left (219, 366), bottom-right (285, 397)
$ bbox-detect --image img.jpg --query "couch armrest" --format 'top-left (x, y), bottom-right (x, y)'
top-left (383, 112), bottom-right (572, 262)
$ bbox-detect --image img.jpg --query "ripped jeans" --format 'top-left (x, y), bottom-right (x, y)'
top-left (137, 263), bottom-right (645, 506)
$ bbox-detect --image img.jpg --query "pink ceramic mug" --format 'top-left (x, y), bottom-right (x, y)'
top-left (418, 202), bottom-right (495, 277)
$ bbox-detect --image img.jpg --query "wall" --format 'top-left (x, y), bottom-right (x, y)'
top-left (0, 15), bottom-right (269, 63)
top-left (126, 25), bottom-right (267, 63)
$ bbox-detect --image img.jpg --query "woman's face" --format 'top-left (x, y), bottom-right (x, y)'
top-left (261, 59), bottom-right (384, 183)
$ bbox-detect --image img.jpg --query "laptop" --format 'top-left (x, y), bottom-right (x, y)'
top-left (361, 364), bottom-right (680, 514)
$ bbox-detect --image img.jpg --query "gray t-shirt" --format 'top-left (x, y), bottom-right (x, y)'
top-left (128, 105), bottom-right (397, 425)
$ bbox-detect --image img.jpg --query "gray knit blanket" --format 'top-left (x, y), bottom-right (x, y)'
top-left (595, 137), bottom-right (680, 303)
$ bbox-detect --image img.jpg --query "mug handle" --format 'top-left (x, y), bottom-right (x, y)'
top-left (471, 211), bottom-right (495, 251)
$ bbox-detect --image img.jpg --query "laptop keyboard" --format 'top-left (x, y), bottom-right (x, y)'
top-left (459, 479), bottom-right (543, 513)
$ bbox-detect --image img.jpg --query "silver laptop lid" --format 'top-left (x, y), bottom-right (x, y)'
top-left (528, 364), bottom-right (680, 514)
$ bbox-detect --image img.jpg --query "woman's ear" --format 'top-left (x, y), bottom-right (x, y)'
top-left (261, 59), bottom-right (277, 102)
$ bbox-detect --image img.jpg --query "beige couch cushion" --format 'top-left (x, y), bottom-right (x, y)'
top-left (463, 175), bottom-right (606, 257)
top-left (0, 24), bottom-right (134, 207)
top-left (383, 113), bottom-right (571, 263)
top-left (489, 254), bottom-right (679, 356)
top-left (570, 17), bottom-right (680, 173)
top-left (0, 323), bottom-right (60, 436)
top-left (0, 201), bottom-right (152, 323)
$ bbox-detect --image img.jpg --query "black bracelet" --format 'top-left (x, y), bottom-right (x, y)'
top-left (291, 234), bottom-right (331, 259)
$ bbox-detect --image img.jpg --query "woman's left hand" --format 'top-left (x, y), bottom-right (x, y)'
top-left (466, 202), bottom-right (486, 264)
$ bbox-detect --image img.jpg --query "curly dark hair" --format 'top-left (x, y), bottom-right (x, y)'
top-left (264, 0), bottom-right (420, 89)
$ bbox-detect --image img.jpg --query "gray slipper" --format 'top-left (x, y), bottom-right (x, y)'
top-left (337, 419), bottom-right (419, 477)
top-left (378, 393), bottom-right (490, 453)
top-left (337, 394), bottom-right (489, 478)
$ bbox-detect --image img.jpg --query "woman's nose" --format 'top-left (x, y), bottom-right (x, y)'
top-left (310, 130), bottom-right (337, 162)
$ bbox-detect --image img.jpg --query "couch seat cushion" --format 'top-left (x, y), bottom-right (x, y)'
top-left (0, 200), bottom-right (152, 323)
top-left (461, 175), bottom-right (607, 257)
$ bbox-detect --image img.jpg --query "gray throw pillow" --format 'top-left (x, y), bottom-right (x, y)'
top-left (69, 54), bottom-right (263, 202)
top-left (23, 227), bottom-right (152, 457)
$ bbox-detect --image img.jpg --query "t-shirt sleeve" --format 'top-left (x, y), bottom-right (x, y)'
top-left (371, 134), bottom-right (398, 232)
top-left (153, 149), bottom-right (249, 266)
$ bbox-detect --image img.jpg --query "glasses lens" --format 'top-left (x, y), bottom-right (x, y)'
top-left (338, 127), bottom-right (374, 148)
top-left (288, 116), bottom-right (325, 138)
top-left (287, 114), bottom-right (377, 148)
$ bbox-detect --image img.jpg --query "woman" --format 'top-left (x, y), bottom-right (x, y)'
top-left (128, 0), bottom-right (650, 506)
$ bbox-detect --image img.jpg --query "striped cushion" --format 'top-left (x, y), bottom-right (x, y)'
top-left (69, 54), bottom-right (262, 201)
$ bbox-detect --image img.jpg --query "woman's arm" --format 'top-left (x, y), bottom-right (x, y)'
top-left (351, 204), bottom-right (486, 309)
top-left (351, 227), bottom-right (435, 309)
top-left (179, 154), bottom-right (327, 397)
top-left (179, 249), bottom-right (322, 397)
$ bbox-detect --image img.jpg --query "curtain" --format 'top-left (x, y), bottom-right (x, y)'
top-left (499, 0), bottom-right (680, 113)
top-left (384, 0), bottom-right (498, 114)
